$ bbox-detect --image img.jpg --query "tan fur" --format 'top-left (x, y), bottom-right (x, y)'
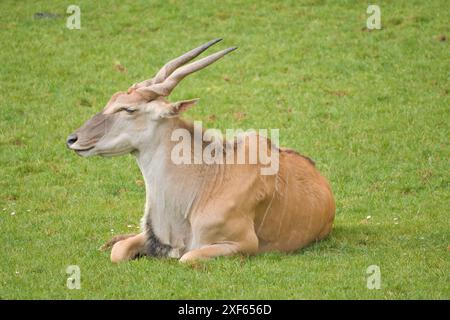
top-left (111, 118), bottom-right (334, 263)
top-left (167, 120), bottom-right (335, 262)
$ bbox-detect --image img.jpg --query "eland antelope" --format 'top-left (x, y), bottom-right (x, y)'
top-left (66, 39), bottom-right (335, 263)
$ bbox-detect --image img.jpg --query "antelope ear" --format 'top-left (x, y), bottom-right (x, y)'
top-left (162, 99), bottom-right (200, 118)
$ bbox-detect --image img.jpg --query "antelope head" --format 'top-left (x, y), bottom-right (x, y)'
top-left (66, 38), bottom-right (236, 157)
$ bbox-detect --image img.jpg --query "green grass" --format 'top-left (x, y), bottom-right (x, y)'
top-left (0, 0), bottom-right (449, 299)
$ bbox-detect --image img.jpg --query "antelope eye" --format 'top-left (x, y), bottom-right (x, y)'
top-left (121, 107), bottom-right (136, 114)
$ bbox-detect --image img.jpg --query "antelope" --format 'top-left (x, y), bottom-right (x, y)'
top-left (66, 39), bottom-right (335, 263)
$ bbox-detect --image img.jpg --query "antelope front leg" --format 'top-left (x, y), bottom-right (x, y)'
top-left (180, 215), bottom-right (260, 263)
top-left (179, 240), bottom-right (258, 263)
top-left (110, 232), bottom-right (146, 263)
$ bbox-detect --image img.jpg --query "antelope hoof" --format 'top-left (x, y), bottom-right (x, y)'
top-left (99, 234), bottom-right (136, 251)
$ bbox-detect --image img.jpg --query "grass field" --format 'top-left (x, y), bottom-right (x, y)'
top-left (0, 0), bottom-right (449, 299)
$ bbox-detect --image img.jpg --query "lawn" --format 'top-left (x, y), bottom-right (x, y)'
top-left (0, 0), bottom-right (448, 299)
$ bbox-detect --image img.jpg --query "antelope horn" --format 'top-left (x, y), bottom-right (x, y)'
top-left (130, 38), bottom-right (223, 91)
top-left (137, 46), bottom-right (237, 99)
top-left (153, 38), bottom-right (224, 84)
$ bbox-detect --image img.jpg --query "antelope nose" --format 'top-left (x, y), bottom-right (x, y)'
top-left (66, 134), bottom-right (78, 147)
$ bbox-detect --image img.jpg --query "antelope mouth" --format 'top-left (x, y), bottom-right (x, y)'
top-left (73, 146), bottom-right (95, 155)
top-left (74, 146), bottom-right (94, 152)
